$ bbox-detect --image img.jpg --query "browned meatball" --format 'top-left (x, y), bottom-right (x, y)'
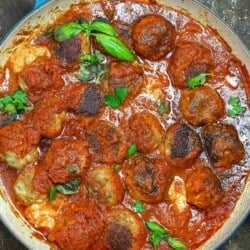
top-left (48, 197), bottom-right (107, 250)
top-left (169, 41), bottom-right (214, 88)
top-left (108, 61), bottom-right (143, 98)
top-left (186, 160), bottom-right (224, 209)
top-left (203, 124), bottom-right (245, 168)
top-left (132, 14), bottom-right (176, 61)
top-left (164, 123), bottom-right (203, 168)
top-left (180, 86), bottom-right (225, 127)
top-left (54, 37), bottom-right (81, 64)
top-left (123, 155), bottom-right (168, 203)
top-left (86, 120), bottom-right (128, 164)
top-left (128, 113), bottom-right (164, 153)
top-left (107, 208), bottom-right (147, 250)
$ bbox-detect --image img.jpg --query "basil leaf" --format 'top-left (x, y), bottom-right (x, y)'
top-left (95, 34), bottom-right (135, 62)
top-left (228, 97), bottom-right (245, 117)
top-left (77, 62), bottom-right (96, 82)
top-left (115, 87), bottom-right (129, 102)
top-left (165, 236), bottom-right (186, 250)
top-left (81, 54), bottom-right (99, 65)
top-left (53, 22), bottom-right (83, 42)
top-left (89, 19), bottom-right (117, 36)
top-left (4, 103), bottom-right (16, 114)
top-left (188, 73), bottom-right (212, 89)
top-left (0, 114), bottom-right (17, 126)
top-left (133, 200), bottom-right (144, 213)
top-left (127, 144), bottom-right (137, 158)
top-left (145, 221), bottom-right (166, 234)
top-left (67, 164), bottom-right (80, 173)
top-left (104, 94), bottom-right (121, 109)
top-left (49, 186), bottom-right (57, 202)
top-left (150, 231), bottom-right (165, 248)
top-left (55, 178), bottom-right (80, 195)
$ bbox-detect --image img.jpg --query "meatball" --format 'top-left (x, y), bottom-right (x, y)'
top-left (86, 120), bottom-right (128, 164)
top-left (128, 113), bottom-right (164, 153)
top-left (25, 97), bottom-right (67, 138)
top-left (169, 41), bottom-right (214, 88)
top-left (21, 59), bottom-right (65, 103)
top-left (203, 124), bottom-right (245, 168)
top-left (123, 155), bottom-right (168, 203)
top-left (186, 160), bottom-right (224, 209)
top-left (44, 139), bottom-right (90, 184)
top-left (108, 61), bottom-right (143, 98)
top-left (132, 14), bottom-right (176, 61)
top-left (54, 37), bottom-right (81, 64)
top-left (14, 166), bottom-right (47, 205)
top-left (77, 86), bottom-right (103, 116)
top-left (0, 120), bottom-right (40, 169)
top-left (87, 165), bottom-right (125, 207)
top-left (107, 209), bottom-right (146, 250)
top-left (48, 197), bottom-right (107, 250)
top-left (164, 123), bottom-right (203, 167)
top-left (180, 86), bottom-right (225, 127)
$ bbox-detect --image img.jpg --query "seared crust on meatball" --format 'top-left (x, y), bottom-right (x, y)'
top-left (132, 14), bottom-right (176, 61)
top-left (87, 165), bottom-right (125, 207)
top-left (164, 123), bottom-right (203, 167)
top-left (186, 160), bottom-right (224, 209)
top-left (128, 113), bottom-right (164, 153)
top-left (180, 86), bottom-right (225, 127)
top-left (108, 62), bottom-right (143, 98)
top-left (203, 124), bottom-right (245, 168)
top-left (123, 155), bottom-right (168, 203)
top-left (169, 41), bottom-right (213, 88)
top-left (25, 97), bottom-right (67, 138)
top-left (54, 37), bottom-right (81, 64)
top-left (108, 208), bottom-right (147, 250)
top-left (48, 197), bottom-right (107, 250)
top-left (86, 120), bottom-right (128, 164)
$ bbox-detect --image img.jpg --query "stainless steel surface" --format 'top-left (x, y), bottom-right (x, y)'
top-left (0, 0), bottom-right (249, 249)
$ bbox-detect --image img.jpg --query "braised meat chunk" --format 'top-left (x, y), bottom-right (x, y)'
top-left (164, 123), bottom-right (203, 167)
top-left (203, 124), bottom-right (245, 168)
top-left (169, 42), bottom-right (213, 88)
top-left (132, 14), bottom-right (176, 61)
top-left (128, 113), bottom-right (164, 153)
top-left (180, 86), bottom-right (225, 127)
top-left (124, 155), bottom-right (168, 203)
top-left (186, 160), bottom-right (224, 209)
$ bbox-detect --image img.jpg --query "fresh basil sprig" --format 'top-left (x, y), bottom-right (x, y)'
top-left (145, 221), bottom-right (186, 250)
top-left (104, 87), bottom-right (129, 109)
top-left (228, 97), bottom-right (245, 117)
top-left (188, 73), bottom-right (212, 89)
top-left (133, 200), bottom-right (145, 213)
top-left (53, 19), bottom-right (135, 62)
top-left (49, 178), bottom-right (80, 201)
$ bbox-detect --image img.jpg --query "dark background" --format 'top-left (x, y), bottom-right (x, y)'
top-left (0, 0), bottom-right (249, 249)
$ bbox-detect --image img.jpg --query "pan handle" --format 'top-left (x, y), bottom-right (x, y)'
top-left (33, 0), bottom-right (50, 9)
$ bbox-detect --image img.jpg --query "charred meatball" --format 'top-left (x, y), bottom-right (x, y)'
top-left (108, 61), bottom-right (143, 98)
top-left (132, 14), bottom-right (176, 61)
top-left (108, 209), bottom-right (146, 250)
top-left (169, 41), bottom-right (214, 88)
top-left (180, 86), bottom-right (225, 127)
top-left (124, 155), bottom-right (168, 203)
top-left (164, 123), bottom-right (203, 168)
top-left (77, 86), bottom-right (103, 116)
top-left (54, 37), bottom-right (81, 64)
top-left (25, 97), bottom-right (67, 138)
top-left (128, 113), bottom-right (164, 153)
top-left (48, 197), bottom-right (107, 250)
top-left (186, 160), bottom-right (224, 209)
top-left (86, 120), bottom-right (128, 164)
top-left (87, 165), bottom-right (125, 207)
top-left (203, 124), bottom-right (245, 168)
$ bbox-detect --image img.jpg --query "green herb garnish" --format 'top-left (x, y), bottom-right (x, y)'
top-left (188, 73), bottom-right (212, 89)
top-left (114, 164), bottom-right (121, 172)
top-left (77, 50), bottom-right (107, 83)
top-left (126, 143), bottom-right (138, 158)
top-left (49, 178), bottom-right (80, 201)
top-left (104, 87), bottom-right (129, 109)
top-left (228, 97), bottom-right (245, 117)
top-left (156, 101), bottom-right (169, 114)
top-left (145, 221), bottom-right (186, 250)
top-left (53, 19), bottom-right (135, 62)
top-left (133, 200), bottom-right (144, 213)
top-left (67, 164), bottom-right (80, 173)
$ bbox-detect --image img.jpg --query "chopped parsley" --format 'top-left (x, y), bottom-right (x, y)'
top-left (188, 73), bottom-right (212, 89)
top-left (126, 143), bottom-right (138, 158)
top-left (228, 97), bottom-right (245, 117)
top-left (132, 200), bottom-right (144, 213)
top-left (104, 87), bottom-right (129, 109)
